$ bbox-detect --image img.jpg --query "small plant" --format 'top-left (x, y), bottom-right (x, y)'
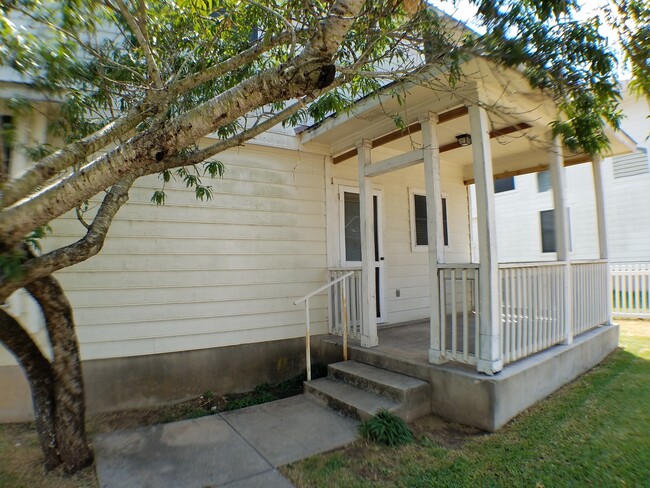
top-left (224, 391), bottom-right (277, 411)
top-left (359, 409), bottom-right (414, 447)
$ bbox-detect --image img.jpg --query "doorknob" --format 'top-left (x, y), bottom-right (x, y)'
top-left (380, 257), bottom-right (385, 261)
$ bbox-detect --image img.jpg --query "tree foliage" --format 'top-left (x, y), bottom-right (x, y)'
top-left (0, 0), bottom-right (647, 473)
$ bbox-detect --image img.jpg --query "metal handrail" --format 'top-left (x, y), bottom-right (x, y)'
top-left (294, 271), bottom-right (355, 381)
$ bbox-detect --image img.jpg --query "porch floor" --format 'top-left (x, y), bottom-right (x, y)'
top-left (338, 317), bottom-right (477, 372)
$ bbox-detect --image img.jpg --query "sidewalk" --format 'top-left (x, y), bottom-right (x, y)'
top-left (94, 395), bottom-right (359, 488)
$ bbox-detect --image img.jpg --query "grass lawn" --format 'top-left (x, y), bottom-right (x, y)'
top-left (0, 320), bottom-right (648, 487)
top-left (282, 320), bottom-right (650, 487)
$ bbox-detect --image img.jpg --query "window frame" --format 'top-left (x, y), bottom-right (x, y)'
top-left (540, 207), bottom-right (572, 254)
top-left (537, 170), bottom-right (552, 193)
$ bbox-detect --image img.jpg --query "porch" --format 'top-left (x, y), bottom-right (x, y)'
top-left (300, 57), bottom-right (633, 378)
top-left (328, 259), bottom-right (610, 371)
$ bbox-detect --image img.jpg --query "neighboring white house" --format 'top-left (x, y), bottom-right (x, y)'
top-left (0, 42), bottom-right (637, 429)
top-left (468, 85), bottom-right (650, 265)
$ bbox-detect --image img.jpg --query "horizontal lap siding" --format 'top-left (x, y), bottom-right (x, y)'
top-left (42, 144), bottom-right (328, 361)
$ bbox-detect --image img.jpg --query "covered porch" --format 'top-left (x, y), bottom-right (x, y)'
top-left (305, 58), bottom-right (632, 376)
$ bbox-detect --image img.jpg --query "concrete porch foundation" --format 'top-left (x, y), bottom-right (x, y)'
top-left (320, 322), bottom-right (619, 431)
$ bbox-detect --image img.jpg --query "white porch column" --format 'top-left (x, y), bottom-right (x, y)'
top-left (548, 135), bottom-right (573, 345)
top-left (357, 139), bottom-right (378, 347)
top-left (420, 112), bottom-right (445, 364)
top-left (468, 104), bottom-right (503, 374)
top-left (591, 155), bottom-right (609, 260)
top-left (591, 154), bottom-right (611, 324)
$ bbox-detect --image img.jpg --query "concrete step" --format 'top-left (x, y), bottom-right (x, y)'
top-left (305, 361), bottom-right (432, 422)
top-left (304, 377), bottom-right (399, 421)
top-left (328, 360), bottom-right (429, 404)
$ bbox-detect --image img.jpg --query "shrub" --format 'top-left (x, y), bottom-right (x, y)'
top-left (359, 409), bottom-right (414, 446)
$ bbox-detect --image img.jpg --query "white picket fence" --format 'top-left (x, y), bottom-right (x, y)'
top-left (611, 263), bottom-right (650, 318)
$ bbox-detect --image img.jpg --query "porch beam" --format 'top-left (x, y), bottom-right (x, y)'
top-left (469, 103), bottom-right (503, 375)
top-left (364, 149), bottom-right (423, 178)
top-left (333, 106), bottom-right (469, 164)
top-left (549, 135), bottom-right (573, 345)
top-left (356, 139), bottom-right (378, 347)
top-left (420, 112), bottom-right (445, 364)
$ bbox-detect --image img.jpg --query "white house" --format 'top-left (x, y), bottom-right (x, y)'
top-left (0, 49), bottom-right (636, 429)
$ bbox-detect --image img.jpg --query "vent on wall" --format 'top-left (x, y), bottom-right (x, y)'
top-left (613, 148), bottom-right (649, 178)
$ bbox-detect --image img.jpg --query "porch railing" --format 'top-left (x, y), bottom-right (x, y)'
top-left (573, 260), bottom-right (609, 334)
top-left (611, 263), bottom-right (650, 318)
top-left (328, 267), bottom-right (362, 339)
top-left (499, 262), bottom-right (568, 364)
top-left (437, 264), bottom-right (479, 365)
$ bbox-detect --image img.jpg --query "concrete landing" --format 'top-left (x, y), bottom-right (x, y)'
top-left (94, 395), bottom-right (359, 488)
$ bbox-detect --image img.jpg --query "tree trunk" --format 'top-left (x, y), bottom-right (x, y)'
top-left (0, 309), bottom-right (60, 470)
top-left (26, 275), bottom-right (94, 472)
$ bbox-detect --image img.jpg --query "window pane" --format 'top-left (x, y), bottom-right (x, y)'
top-left (344, 192), bottom-right (362, 261)
top-left (413, 194), bottom-right (448, 247)
top-left (494, 177), bottom-right (515, 193)
top-left (537, 171), bottom-right (551, 192)
top-left (540, 209), bottom-right (556, 253)
top-left (442, 197), bottom-right (448, 246)
top-left (414, 194), bottom-right (428, 246)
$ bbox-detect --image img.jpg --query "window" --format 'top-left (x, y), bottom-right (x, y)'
top-left (537, 171), bottom-right (552, 192)
top-left (494, 176), bottom-right (515, 193)
top-left (0, 115), bottom-right (12, 180)
top-left (540, 208), bottom-right (572, 253)
top-left (412, 193), bottom-right (448, 248)
top-left (540, 209), bottom-right (556, 253)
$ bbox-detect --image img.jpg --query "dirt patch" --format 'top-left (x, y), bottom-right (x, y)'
top-left (411, 414), bottom-right (487, 449)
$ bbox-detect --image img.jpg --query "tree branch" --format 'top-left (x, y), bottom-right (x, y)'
top-left (0, 0), bottom-right (365, 248)
top-left (0, 31), bottom-right (293, 210)
top-left (148, 78), bottom-right (346, 174)
top-left (113, 0), bottom-right (164, 88)
top-left (0, 175), bottom-right (135, 301)
top-left (0, 105), bottom-right (152, 209)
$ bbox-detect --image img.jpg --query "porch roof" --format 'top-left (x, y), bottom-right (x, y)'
top-left (303, 58), bottom-right (636, 181)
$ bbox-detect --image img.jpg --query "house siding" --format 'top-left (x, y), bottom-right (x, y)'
top-left (1, 143), bottom-right (331, 366)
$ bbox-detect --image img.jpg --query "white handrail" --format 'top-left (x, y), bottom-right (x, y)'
top-left (294, 271), bottom-right (355, 381)
top-left (294, 271), bottom-right (355, 305)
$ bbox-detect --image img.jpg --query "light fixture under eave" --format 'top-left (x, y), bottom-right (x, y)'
top-left (456, 133), bottom-right (472, 146)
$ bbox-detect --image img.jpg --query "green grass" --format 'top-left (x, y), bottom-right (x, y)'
top-left (284, 320), bottom-right (650, 487)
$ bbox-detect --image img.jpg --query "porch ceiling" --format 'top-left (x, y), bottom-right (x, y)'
top-left (303, 59), bottom-right (636, 182)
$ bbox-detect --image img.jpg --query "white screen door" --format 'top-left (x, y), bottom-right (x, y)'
top-left (339, 186), bottom-right (386, 323)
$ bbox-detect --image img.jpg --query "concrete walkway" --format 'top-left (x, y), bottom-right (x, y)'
top-left (94, 395), bottom-right (359, 488)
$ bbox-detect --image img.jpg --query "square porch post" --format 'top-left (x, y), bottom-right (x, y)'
top-left (468, 104), bottom-right (503, 374)
top-left (548, 135), bottom-right (573, 345)
top-left (420, 112), bottom-right (445, 364)
top-left (591, 154), bottom-right (611, 324)
top-left (356, 139), bottom-right (378, 347)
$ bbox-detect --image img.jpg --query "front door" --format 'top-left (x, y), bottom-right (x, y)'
top-left (339, 186), bottom-right (386, 323)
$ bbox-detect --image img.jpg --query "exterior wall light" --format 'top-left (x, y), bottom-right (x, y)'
top-left (456, 133), bottom-right (472, 146)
